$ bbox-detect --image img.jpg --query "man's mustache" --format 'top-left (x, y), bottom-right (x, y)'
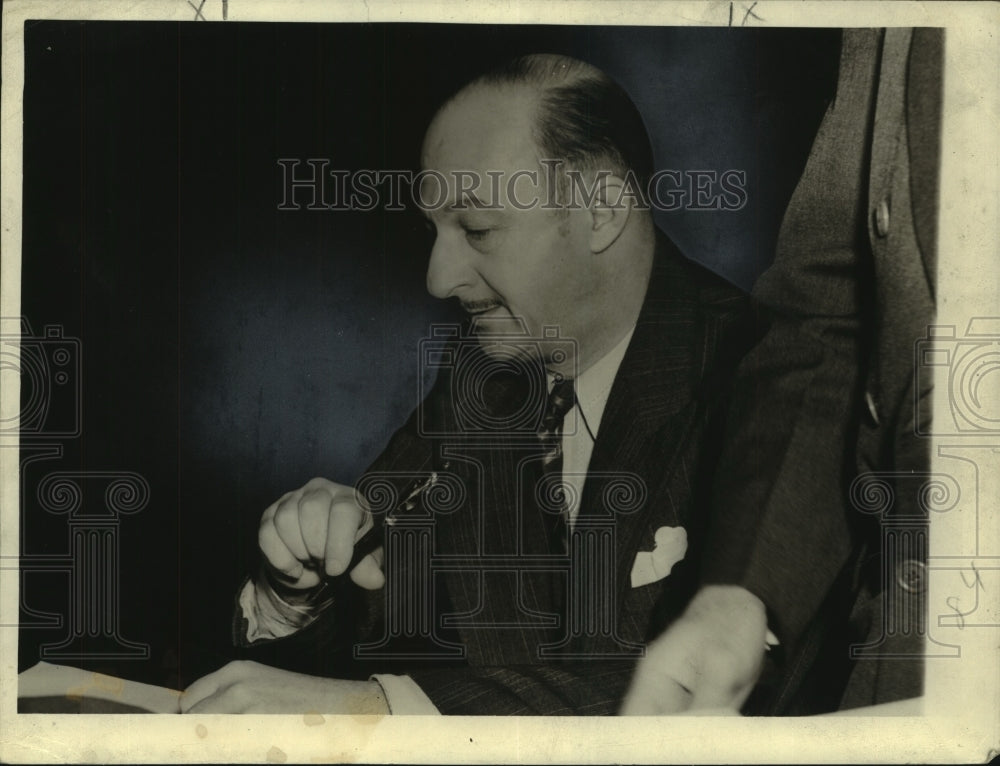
top-left (461, 299), bottom-right (503, 314)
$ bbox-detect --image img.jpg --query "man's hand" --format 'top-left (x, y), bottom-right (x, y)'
top-left (258, 477), bottom-right (385, 591)
top-left (180, 660), bottom-right (389, 714)
top-left (621, 585), bottom-right (768, 715)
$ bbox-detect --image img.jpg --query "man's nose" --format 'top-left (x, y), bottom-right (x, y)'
top-left (425, 234), bottom-right (473, 299)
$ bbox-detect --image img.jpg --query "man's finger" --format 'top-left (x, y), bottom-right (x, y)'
top-left (324, 498), bottom-right (365, 576)
top-left (184, 686), bottom-right (247, 714)
top-left (258, 515), bottom-right (303, 579)
top-left (180, 669), bottom-right (225, 713)
top-left (297, 489), bottom-right (333, 561)
top-left (272, 493), bottom-right (310, 563)
top-left (689, 674), bottom-right (754, 712)
top-left (686, 629), bottom-right (764, 710)
top-left (619, 625), bottom-right (699, 715)
top-left (350, 549), bottom-right (386, 590)
top-left (620, 671), bottom-right (692, 715)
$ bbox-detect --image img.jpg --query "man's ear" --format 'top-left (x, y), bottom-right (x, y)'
top-left (589, 175), bottom-right (633, 253)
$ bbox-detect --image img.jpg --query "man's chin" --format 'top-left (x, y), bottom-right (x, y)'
top-left (472, 341), bottom-right (547, 384)
top-left (469, 315), bottom-right (542, 366)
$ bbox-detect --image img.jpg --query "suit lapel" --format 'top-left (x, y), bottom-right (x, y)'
top-left (579, 238), bottom-right (713, 622)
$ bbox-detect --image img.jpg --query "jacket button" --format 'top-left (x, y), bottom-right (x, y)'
top-left (874, 199), bottom-right (891, 237)
top-left (896, 559), bottom-right (926, 594)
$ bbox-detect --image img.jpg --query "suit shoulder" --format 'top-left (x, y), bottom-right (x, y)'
top-left (656, 247), bottom-right (768, 371)
top-left (659, 247), bottom-right (757, 325)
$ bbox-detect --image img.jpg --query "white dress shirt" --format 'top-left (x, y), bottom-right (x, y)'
top-left (559, 327), bottom-right (635, 529)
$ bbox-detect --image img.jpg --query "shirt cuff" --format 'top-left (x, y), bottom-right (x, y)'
top-left (239, 578), bottom-right (291, 642)
top-left (370, 674), bottom-right (441, 715)
top-left (239, 576), bottom-right (334, 643)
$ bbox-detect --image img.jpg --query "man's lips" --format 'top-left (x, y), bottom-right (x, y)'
top-left (461, 300), bottom-right (504, 315)
top-left (464, 303), bottom-right (529, 337)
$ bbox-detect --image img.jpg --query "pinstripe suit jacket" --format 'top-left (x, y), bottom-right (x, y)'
top-left (237, 232), bottom-right (761, 714)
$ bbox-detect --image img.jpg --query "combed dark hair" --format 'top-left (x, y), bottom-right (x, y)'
top-left (467, 54), bottom-right (654, 202)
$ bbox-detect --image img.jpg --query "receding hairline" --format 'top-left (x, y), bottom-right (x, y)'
top-left (423, 53), bottom-right (654, 209)
top-left (472, 53), bottom-right (610, 91)
top-left (420, 82), bottom-right (543, 166)
top-left (424, 56), bottom-right (613, 172)
top-left (436, 53), bottom-right (608, 127)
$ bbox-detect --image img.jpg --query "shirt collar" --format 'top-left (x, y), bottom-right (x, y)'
top-left (548, 327), bottom-right (635, 440)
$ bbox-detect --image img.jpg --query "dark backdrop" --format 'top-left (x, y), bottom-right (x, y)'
top-left (17, 21), bottom-right (838, 688)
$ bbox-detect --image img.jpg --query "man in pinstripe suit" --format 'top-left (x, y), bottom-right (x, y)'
top-left (181, 54), bottom-right (762, 714)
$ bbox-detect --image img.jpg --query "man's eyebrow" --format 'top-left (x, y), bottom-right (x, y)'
top-left (452, 192), bottom-right (506, 212)
top-left (418, 194), bottom-right (504, 218)
top-left (451, 193), bottom-right (484, 210)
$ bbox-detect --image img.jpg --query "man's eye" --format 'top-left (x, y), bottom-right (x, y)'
top-left (464, 228), bottom-right (490, 241)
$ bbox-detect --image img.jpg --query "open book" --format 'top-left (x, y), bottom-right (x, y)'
top-left (17, 662), bottom-right (182, 713)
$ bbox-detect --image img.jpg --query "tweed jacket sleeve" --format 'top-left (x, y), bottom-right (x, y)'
top-left (699, 28), bottom-right (941, 703)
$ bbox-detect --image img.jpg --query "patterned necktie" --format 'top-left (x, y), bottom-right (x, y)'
top-left (536, 376), bottom-right (576, 554)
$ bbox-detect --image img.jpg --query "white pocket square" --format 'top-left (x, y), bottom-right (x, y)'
top-left (630, 526), bottom-right (688, 588)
